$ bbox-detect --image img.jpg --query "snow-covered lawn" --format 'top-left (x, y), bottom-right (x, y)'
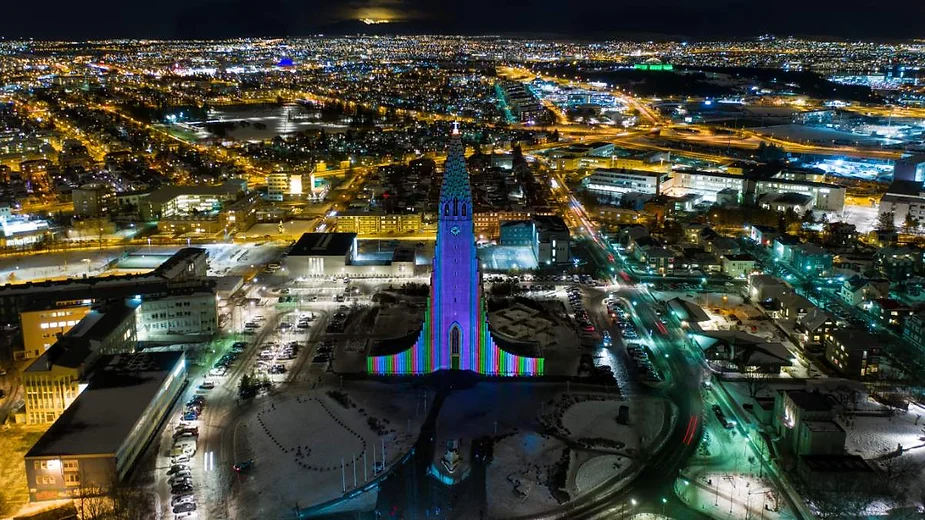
top-left (236, 382), bottom-right (430, 519)
top-left (486, 432), bottom-right (565, 518)
top-left (559, 396), bottom-right (673, 455)
top-left (842, 403), bottom-right (925, 458)
top-left (574, 454), bottom-right (632, 494)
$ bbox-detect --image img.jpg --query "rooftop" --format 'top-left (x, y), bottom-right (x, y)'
top-left (146, 180), bottom-right (243, 205)
top-left (785, 390), bottom-right (835, 412)
top-left (25, 302), bottom-right (137, 372)
top-left (799, 454), bottom-right (874, 473)
top-left (533, 215), bottom-right (568, 233)
top-left (723, 253), bottom-right (755, 262)
top-left (830, 328), bottom-right (880, 349)
top-left (26, 351), bottom-right (184, 458)
top-left (290, 233), bottom-right (357, 257)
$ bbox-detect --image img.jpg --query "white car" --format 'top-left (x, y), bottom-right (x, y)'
top-left (171, 494), bottom-right (195, 507)
top-left (174, 512), bottom-right (197, 520)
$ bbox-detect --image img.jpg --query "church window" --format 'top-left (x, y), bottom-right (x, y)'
top-left (461, 204), bottom-right (467, 217)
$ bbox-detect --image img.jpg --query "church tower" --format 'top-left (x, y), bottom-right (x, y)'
top-left (429, 125), bottom-right (483, 370)
top-left (366, 125), bottom-right (543, 376)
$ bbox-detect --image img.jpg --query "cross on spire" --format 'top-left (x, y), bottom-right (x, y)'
top-left (451, 121), bottom-right (460, 136)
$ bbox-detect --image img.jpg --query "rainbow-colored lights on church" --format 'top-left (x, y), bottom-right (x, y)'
top-left (367, 128), bottom-right (544, 377)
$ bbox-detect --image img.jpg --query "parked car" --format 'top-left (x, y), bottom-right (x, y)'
top-left (166, 464), bottom-right (189, 475)
top-left (173, 502), bottom-right (197, 514)
top-left (199, 381), bottom-right (215, 390)
top-left (233, 459), bottom-right (254, 473)
top-left (170, 494), bottom-right (195, 506)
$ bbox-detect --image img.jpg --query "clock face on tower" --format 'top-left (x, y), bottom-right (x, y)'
top-left (450, 225), bottom-right (460, 236)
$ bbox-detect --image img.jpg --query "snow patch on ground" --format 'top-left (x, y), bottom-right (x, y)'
top-left (559, 396), bottom-right (672, 454)
top-left (574, 454), bottom-right (632, 494)
top-left (486, 432), bottom-right (564, 519)
top-left (236, 382), bottom-right (428, 519)
top-left (842, 403), bottom-right (925, 458)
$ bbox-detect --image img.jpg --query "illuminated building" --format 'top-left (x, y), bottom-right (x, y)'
top-left (139, 180), bottom-right (246, 221)
top-left (20, 303), bottom-right (93, 359)
top-left (772, 390), bottom-right (844, 457)
top-left (584, 168), bottom-right (671, 196)
top-left (267, 171), bottom-right (316, 201)
top-left (368, 130), bottom-right (544, 376)
top-left (25, 351), bottom-right (186, 502)
top-left (23, 302), bottom-right (137, 425)
top-left (335, 209), bottom-right (422, 236)
top-left (134, 290), bottom-right (218, 342)
top-left (826, 329), bottom-right (880, 378)
top-left (19, 159), bottom-right (54, 195)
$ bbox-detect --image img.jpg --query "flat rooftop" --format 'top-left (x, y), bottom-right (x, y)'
top-left (290, 233), bottom-right (357, 257)
top-left (786, 390), bottom-right (835, 412)
top-left (26, 351), bottom-right (184, 459)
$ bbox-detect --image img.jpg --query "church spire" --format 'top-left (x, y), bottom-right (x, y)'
top-left (440, 128), bottom-right (472, 214)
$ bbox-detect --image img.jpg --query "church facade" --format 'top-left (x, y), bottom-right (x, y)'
top-left (367, 131), bottom-right (544, 376)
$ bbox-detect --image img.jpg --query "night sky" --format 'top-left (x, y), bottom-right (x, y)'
top-left (4, 0), bottom-right (924, 40)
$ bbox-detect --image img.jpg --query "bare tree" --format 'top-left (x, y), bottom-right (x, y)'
top-left (72, 479), bottom-right (111, 520)
top-left (743, 371), bottom-right (771, 398)
top-left (110, 482), bottom-right (152, 520)
top-left (805, 471), bottom-right (883, 519)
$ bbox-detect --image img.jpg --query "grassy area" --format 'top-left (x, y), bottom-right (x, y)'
top-left (0, 424), bottom-right (46, 515)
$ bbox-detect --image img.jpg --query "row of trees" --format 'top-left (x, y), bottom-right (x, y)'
top-left (877, 210), bottom-right (923, 235)
top-left (70, 477), bottom-right (151, 520)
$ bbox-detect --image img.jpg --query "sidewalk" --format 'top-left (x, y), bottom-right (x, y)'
top-left (676, 469), bottom-right (796, 520)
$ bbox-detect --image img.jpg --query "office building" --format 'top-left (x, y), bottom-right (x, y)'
top-left (583, 168), bottom-right (671, 197)
top-left (532, 216), bottom-right (570, 265)
top-left (23, 302), bottom-right (137, 425)
top-left (134, 289), bottom-right (218, 342)
top-left (335, 210), bottom-right (422, 236)
top-left (25, 351), bottom-right (186, 502)
top-left (20, 303), bottom-right (94, 360)
top-left (267, 171), bottom-right (316, 201)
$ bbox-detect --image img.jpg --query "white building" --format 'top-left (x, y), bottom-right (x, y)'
top-left (584, 168), bottom-right (671, 196)
top-left (134, 291), bottom-right (217, 342)
top-left (668, 169), bottom-right (845, 211)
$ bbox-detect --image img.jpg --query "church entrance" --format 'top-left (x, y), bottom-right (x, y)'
top-left (450, 325), bottom-right (461, 370)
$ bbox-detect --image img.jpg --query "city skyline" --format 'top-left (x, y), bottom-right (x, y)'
top-left (2, 0), bottom-right (925, 40)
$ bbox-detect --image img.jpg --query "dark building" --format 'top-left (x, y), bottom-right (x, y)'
top-left (826, 329), bottom-right (880, 378)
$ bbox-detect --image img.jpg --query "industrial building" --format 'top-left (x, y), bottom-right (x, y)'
top-left (25, 351), bottom-right (186, 502)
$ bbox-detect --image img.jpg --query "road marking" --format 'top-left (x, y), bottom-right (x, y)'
top-left (206, 451), bottom-right (214, 471)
